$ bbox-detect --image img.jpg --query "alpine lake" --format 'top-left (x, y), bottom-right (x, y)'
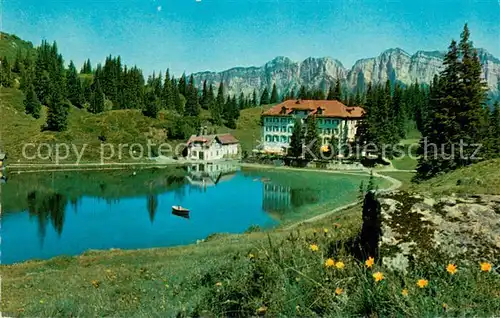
top-left (1, 163), bottom-right (385, 264)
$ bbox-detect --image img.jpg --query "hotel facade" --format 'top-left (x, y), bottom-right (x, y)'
top-left (260, 99), bottom-right (365, 154)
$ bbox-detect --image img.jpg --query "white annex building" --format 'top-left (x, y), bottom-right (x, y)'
top-left (186, 133), bottom-right (240, 161)
top-left (260, 99), bottom-right (365, 154)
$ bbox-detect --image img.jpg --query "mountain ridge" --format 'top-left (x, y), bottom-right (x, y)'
top-left (191, 47), bottom-right (500, 101)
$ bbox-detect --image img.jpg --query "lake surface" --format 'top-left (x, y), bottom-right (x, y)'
top-left (1, 164), bottom-right (375, 264)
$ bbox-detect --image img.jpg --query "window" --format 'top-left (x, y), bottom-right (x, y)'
top-left (319, 119), bottom-right (323, 125)
top-left (288, 126), bottom-right (293, 133)
top-left (333, 120), bottom-right (339, 126)
top-left (274, 126), bottom-right (279, 132)
top-left (281, 135), bottom-right (287, 143)
top-left (326, 128), bottom-right (331, 135)
top-left (265, 135), bottom-right (272, 142)
top-left (281, 126), bottom-right (287, 132)
top-left (281, 118), bottom-right (287, 123)
top-left (273, 135), bottom-right (279, 142)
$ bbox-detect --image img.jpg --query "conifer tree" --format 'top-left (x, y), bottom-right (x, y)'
top-left (487, 101), bottom-right (500, 158)
top-left (392, 82), bottom-right (406, 139)
top-left (90, 78), bottom-right (105, 114)
top-left (200, 80), bottom-right (209, 110)
top-left (46, 89), bottom-right (69, 131)
top-left (24, 83), bottom-right (42, 119)
top-left (13, 49), bottom-right (24, 73)
top-left (298, 86), bottom-right (307, 99)
top-left (80, 59), bottom-right (92, 74)
top-left (238, 92), bottom-right (245, 110)
top-left (162, 69), bottom-right (174, 109)
top-left (304, 115), bottom-right (320, 161)
top-left (270, 83), bottom-right (279, 103)
top-left (260, 87), bottom-right (270, 105)
top-left (211, 82), bottom-right (224, 125)
top-left (327, 82), bottom-right (335, 100)
top-left (144, 89), bottom-right (160, 118)
top-left (332, 78), bottom-right (342, 101)
top-left (0, 57), bottom-right (14, 87)
top-left (252, 89), bottom-right (257, 106)
top-left (178, 73), bottom-right (187, 97)
top-left (172, 77), bottom-right (183, 114)
top-left (288, 118), bottom-right (304, 158)
top-left (66, 61), bottom-right (84, 107)
top-left (184, 75), bottom-right (200, 117)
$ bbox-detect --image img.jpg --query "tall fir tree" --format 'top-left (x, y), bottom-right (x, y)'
top-left (184, 75), bottom-right (200, 117)
top-left (178, 73), bottom-right (187, 97)
top-left (392, 82), bottom-right (406, 139)
top-left (487, 101), bottom-right (500, 158)
top-left (46, 89), bottom-right (69, 132)
top-left (332, 78), bottom-right (342, 101)
top-left (172, 77), bottom-right (184, 114)
top-left (270, 83), bottom-right (279, 103)
top-left (260, 87), bottom-right (270, 105)
top-left (90, 78), bottom-right (105, 114)
top-left (304, 115), bottom-right (320, 160)
top-left (0, 56), bottom-right (14, 87)
top-left (288, 118), bottom-right (304, 158)
top-left (162, 69), bottom-right (174, 109)
top-left (252, 89), bottom-right (257, 106)
top-left (66, 61), bottom-right (84, 107)
top-left (24, 83), bottom-right (42, 119)
top-left (212, 82), bottom-right (224, 125)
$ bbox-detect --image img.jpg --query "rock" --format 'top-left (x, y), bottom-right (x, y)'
top-left (360, 191), bottom-right (500, 272)
top-left (192, 49), bottom-right (500, 101)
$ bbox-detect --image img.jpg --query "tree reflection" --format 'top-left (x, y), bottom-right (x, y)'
top-left (26, 191), bottom-right (68, 244)
top-left (147, 195), bottom-right (158, 223)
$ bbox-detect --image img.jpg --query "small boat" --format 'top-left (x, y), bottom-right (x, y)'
top-left (172, 210), bottom-right (190, 219)
top-left (172, 206), bottom-right (189, 213)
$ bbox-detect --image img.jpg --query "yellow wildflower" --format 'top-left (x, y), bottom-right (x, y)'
top-left (39, 300), bottom-right (45, 304)
top-left (324, 258), bottom-right (335, 268)
top-left (215, 282), bottom-right (222, 287)
top-left (310, 244), bottom-right (319, 252)
top-left (335, 261), bottom-right (345, 269)
top-left (365, 257), bottom-right (375, 268)
top-left (256, 305), bottom-right (267, 315)
top-left (248, 253), bottom-right (255, 259)
top-left (401, 288), bottom-right (408, 297)
top-left (480, 262), bottom-right (492, 272)
top-left (446, 263), bottom-right (457, 275)
top-left (335, 287), bottom-right (343, 295)
top-left (372, 271), bottom-right (384, 282)
top-left (442, 303), bottom-right (448, 311)
top-left (323, 228), bottom-right (328, 233)
top-left (416, 279), bottom-right (429, 288)
top-left (91, 280), bottom-right (100, 289)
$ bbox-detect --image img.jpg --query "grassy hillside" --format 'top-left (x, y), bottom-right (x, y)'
top-left (0, 87), bottom-right (268, 163)
top-left (0, 32), bottom-right (35, 62)
top-left (413, 159), bottom-right (500, 195)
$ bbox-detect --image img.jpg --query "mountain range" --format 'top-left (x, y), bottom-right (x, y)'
top-left (192, 48), bottom-right (500, 100)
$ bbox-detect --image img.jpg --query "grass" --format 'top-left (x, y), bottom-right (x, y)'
top-left (1, 200), bottom-right (498, 316)
top-left (413, 159), bottom-right (500, 195)
top-left (0, 87), bottom-right (269, 163)
top-left (0, 32), bottom-right (35, 62)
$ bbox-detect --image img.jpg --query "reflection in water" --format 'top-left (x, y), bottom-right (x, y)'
top-left (186, 163), bottom-right (239, 191)
top-left (27, 191), bottom-right (68, 244)
top-left (262, 183), bottom-right (319, 216)
top-left (147, 195), bottom-right (158, 223)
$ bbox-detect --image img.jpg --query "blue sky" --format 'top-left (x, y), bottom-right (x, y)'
top-left (3, 0), bottom-right (499, 76)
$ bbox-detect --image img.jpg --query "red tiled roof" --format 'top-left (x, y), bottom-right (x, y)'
top-left (187, 133), bottom-right (239, 145)
top-left (262, 99), bottom-right (365, 118)
top-left (216, 134), bottom-right (239, 145)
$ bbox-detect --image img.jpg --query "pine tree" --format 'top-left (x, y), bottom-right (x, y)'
top-left (162, 69), bottom-right (174, 109)
top-left (200, 80), bottom-right (209, 110)
top-left (238, 92), bottom-right (245, 110)
top-left (0, 57), bottom-right (14, 87)
top-left (327, 82), bottom-right (335, 100)
top-left (304, 115), bottom-right (320, 161)
top-left (90, 78), bottom-right (105, 114)
top-left (487, 101), bottom-right (500, 158)
top-left (298, 86), bottom-right (307, 99)
top-left (270, 83), bottom-right (279, 103)
top-left (211, 82), bottom-right (224, 125)
top-left (80, 59), bottom-right (92, 74)
top-left (172, 77), bottom-right (183, 114)
top-left (178, 73), bottom-right (187, 97)
top-left (288, 118), bottom-right (304, 158)
top-left (392, 82), bottom-right (406, 139)
top-left (184, 75), bottom-right (200, 117)
top-left (46, 89), bottom-right (69, 131)
top-left (144, 89), bottom-right (160, 118)
top-left (66, 61), bottom-right (84, 107)
top-left (457, 23), bottom-right (488, 165)
top-left (24, 83), bottom-right (42, 119)
top-left (252, 89), bottom-right (257, 106)
top-left (332, 78), bottom-right (342, 101)
top-left (13, 49), bottom-right (24, 73)
top-left (260, 87), bottom-right (270, 105)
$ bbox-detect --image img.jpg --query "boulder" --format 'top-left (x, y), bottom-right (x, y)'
top-left (361, 191), bottom-right (500, 273)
